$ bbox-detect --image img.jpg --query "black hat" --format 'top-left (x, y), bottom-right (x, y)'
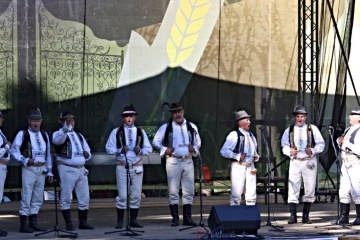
top-left (59, 111), bottom-right (74, 120)
top-left (292, 105), bottom-right (308, 115)
top-left (350, 106), bottom-right (360, 115)
top-left (235, 110), bottom-right (251, 121)
top-left (28, 108), bottom-right (42, 120)
top-left (121, 104), bottom-right (137, 116)
top-left (169, 102), bottom-right (183, 112)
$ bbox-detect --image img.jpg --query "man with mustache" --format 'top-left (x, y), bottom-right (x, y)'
top-left (10, 108), bottom-right (53, 233)
top-left (220, 110), bottom-right (259, 206)
top-left (52, 111), bottom-right (94, 231)
top-left (281, 105), bottom-right (324, 224)
top-left (152, 102), bottom-right (201, 227)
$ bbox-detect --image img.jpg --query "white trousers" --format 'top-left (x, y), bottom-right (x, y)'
top-left (339, 160), bottom-right (360, 204)
top-left (115, 165), bottom-right (143, 209)
top-left (0, 164), bottom-right (6, 203)
top-left (287, 158), bottom-right (317, 204)
top-left (230, 162), bottom-right (257, 205)
top-left (166, 157), bottom-right (194, 205)
top-left (58, 165), bottom-right (90, 210)
top-left (19, 166), bottom-right (46, 216)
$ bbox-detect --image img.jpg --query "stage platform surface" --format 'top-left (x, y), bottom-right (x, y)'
top-left (0, 194), bottom-right (359, 239)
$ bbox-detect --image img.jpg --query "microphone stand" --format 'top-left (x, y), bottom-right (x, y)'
top-left (35, 155), bottom-right (78, 238)
top-left (179, 152), bottom-right (209, 233)
top-left (105, 145), bottom-right (144, 236)
top-left (260, 127), bottom-right (284, 232)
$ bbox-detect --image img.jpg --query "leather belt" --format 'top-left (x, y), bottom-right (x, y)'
top-left (57, 161), bottom-right (84, 168)
top-left (232, 160), bottom-right (253, 167)
top-left (167, 155), bottom-right (192, 160)
top-left (117, 160), bottom-right (142, 167)
top-left (28, 162), bottom-right (45, 167)
top-left (294, 157), bottom-right (312, 161)
top-left (0, 160), bottom-right (7, 165)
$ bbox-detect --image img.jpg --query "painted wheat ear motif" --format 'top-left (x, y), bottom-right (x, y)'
top-left (167, 0), bottom-right (210, 67)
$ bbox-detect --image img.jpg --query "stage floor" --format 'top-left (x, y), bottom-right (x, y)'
top-left (0, 194), bottom-right (359, 239)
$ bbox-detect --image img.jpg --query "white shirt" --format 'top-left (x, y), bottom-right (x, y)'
top-left (10, 127), bottom-right (53, 175)
top-left (281, 124), bottom-right (325, 158)
top-left (52, 127), bottom-right (92, 166)
top-left (0, 129), bottom-right (10, 161)
top-left (105, 125), bottom-right (153, 163)
top-left (152, 119), bottom-right (201, 157)
top-left (220, 128), bottom-right (258, 162)
top-left (340, 124), bottom-right (360, 158)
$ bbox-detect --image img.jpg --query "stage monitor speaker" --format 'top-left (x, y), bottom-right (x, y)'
top-left (208, 205), bottom-right (261, 234)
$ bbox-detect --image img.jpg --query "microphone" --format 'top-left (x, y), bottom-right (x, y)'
top-left (326, 126), bottom-right (334, 129)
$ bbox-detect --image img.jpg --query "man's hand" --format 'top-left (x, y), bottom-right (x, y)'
top-left (290, 148), bottom-right (299, 157)
top-left (134, 146), bottom-right (141, 155)
top-left (240, 153), bottom-right (246, 161)
top-left (83, 151), bottom-right (90, 158)
top-left (188, 145), bottom-right (195, 154)
top-left (27, 158), bottom-right (34, 166)
top-left (47, 176), bottom-right (54, 184)
top-left (65, 114), bottom-right (73, 126)
top-left (305, 148), bottom-right (312, 155)
top-left (253, 154), bottom-right (259, 161)
top-left (337, 135), bottom-right (344, 145)
top-left (165, 147), bottom-right (174, 156)
top-left (121, 146), bottom-right (129, 154)
top-left (6, 142), bottom-right (11, 148)
top-left (250, 168), bottom-right (257, 175)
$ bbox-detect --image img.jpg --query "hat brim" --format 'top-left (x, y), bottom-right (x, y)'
top-left (121, 113), bottom-right (138, 117)
top-left (169, 107), bottom-right (183, 112)
top-left (28, 117), bottom-right (42, 120)
top-left (236, 115), bottom-right (251, 121)
top-left (292, 112), bottom-right (307, 115)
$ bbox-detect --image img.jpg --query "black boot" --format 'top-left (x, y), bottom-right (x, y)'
top-left (0, 228), bottom-right (7, 237)
top-left (61, 209), bottom-right (75, 231)
top-left (130, 208), bottom-right (143, 228)
top-left (183, 204), bottom-right (197, 226)
top-left (302, 202), bottom-right (312, 224)
top-left (338, 203), bottom-right (350, 225)
top-left (170, 204), bottom-right (179, 227)
top-left (353, 204), bottom-right (360, 225)
top-left (288, 203), bottom-right (297, 224)
top-left (78, 209), bottom-right (94, 229)
top-left (19, 215), bottom-right (34, 233)
top-left (28, 214), bottom-right (47, 231)
top-left (115, 208), bottom-right (124, 229)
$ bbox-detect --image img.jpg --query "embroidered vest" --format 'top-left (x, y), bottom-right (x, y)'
top-left (54, 131), bottom-right (84, 158)
top-left (20, 129), bottom-right (49, 158)
top-left (115, 126), bottom-right (144, 148)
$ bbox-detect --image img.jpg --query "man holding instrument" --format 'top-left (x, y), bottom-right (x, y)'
top-left (105, 105), bottom-right (152, 229)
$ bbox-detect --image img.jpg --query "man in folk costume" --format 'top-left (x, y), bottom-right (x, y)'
top-left (52, 112), bottom-right (94, 231)
top-left (105, 105), bottom-right (152, 229)
top-left (0, 110), bottom-right (11, 237)
top-left (10, 108), bottom-right (53, 233)
top-left (336, 106), bottom-right (360, 225)
top-left (220, 110), bottom-right (259, 206)
top-left (152, 102), bottom-right (201, 227)
top-left (281, 105), bottom-right (325, 224)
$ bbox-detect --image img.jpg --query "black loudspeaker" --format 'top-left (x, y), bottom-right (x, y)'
top-left (208, 205), bottom-right (261, 234)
